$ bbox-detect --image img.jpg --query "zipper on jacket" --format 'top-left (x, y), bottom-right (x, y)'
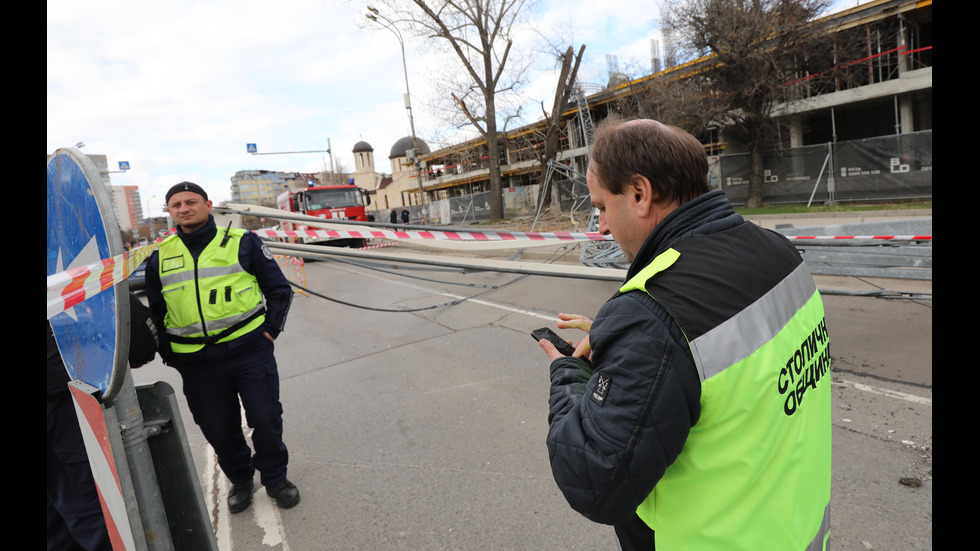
top-left (193, 257), bottom-right (209, 337)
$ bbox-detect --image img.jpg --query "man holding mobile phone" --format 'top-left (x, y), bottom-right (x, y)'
top-left (538, 116), bottom-right (832, 551)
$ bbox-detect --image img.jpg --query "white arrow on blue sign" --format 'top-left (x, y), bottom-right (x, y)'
top-left (47, 148), bottom-right (130, 400)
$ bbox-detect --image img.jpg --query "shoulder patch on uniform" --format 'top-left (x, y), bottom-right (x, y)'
top-left (591, 372), bottom-right (611, 406)
top-left (261, 243), bottom-right (273, 260)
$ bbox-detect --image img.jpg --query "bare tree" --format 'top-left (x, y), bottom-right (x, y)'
top-left (661, 0), bottom-right (850, 207)
top-left (373, 0), bottom-right (537, 220)
top-left (317, 160), bottom-right (351, 187)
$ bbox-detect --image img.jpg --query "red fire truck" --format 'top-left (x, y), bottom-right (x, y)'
top-left (276, 183), bottom-right (372, 248)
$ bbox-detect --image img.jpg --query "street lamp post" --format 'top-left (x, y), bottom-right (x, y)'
top-left (146, 195), bottom-right (159, 220)
top-left (366, 6), bottom-right (428, 224)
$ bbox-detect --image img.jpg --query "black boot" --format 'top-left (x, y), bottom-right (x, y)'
top-left (228, 480), bottom-right (254, 514)
top-left (265, 479), bottom-right (300, 509)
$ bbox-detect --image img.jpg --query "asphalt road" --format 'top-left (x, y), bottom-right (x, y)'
top-left (131, 214), bottom-right (932, 550)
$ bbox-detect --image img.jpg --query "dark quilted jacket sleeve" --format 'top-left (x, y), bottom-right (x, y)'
top-left (239, 231), bottom-right (293, 339)
top-left (546, 290), bottom-right (701, 525)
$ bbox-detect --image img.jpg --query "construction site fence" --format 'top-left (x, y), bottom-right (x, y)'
top-left (371, 131), bottom-right (932, 226)
top-left (717, 130), bottom-right (932, 206)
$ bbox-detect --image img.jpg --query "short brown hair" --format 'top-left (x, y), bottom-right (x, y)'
top-left (588, 115), bottom-right (709, 205)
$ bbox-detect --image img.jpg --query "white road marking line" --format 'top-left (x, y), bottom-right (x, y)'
top-left (204, 404), bottom-right (292, 549)
top-left (838, 379), bottom-right (931, 406)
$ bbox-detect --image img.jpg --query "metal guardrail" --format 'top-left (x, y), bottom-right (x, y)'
top-left (577, 213), bottom-right (932, 282)
top-left (779, 218), bottom-right (932, 281)
top-left (791, 241), bottom-right (932, 280)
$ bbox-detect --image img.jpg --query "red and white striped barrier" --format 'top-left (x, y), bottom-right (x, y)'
top-left (70, 382), bottom-right (138, 550)
top-left (274, 255), bottom-right (307, 290)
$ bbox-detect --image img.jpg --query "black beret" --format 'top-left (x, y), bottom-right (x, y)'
top-left (165, 181), bottom-right (209, 203)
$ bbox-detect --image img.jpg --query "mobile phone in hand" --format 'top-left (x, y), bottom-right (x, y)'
top-left (532, 327), bottom-right (577, 356)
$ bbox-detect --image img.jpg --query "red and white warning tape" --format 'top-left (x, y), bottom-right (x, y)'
top-left (355, 241), bottom-right (396, 250)
top-left (46, 225), bottom-right (932, 318)
top-left (785, 235), bottom-right (932, 241)
top-left (255, 228), bottom-right (613, 243)
top-left (259, 227), bottom-right (932, 243)
top-left (46, 239), bottom-right (165, 320)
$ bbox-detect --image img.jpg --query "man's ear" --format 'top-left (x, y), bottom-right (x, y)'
top-left (627, 174), bottom-right (655, 217)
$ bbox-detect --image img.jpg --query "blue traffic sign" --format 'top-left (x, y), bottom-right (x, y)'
top-left (119, 161), bottom-right (130, 171)
top-left (247, 143), bottom-right (257, 153)
top-left (47, 148), bottom-right (130, 400)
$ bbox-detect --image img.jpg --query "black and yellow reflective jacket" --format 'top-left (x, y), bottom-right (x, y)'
top-left (547, 190), bottom-right (831, 550)
top-left (146, 215), bottom-right (293, 365)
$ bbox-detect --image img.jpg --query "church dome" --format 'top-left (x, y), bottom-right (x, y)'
top-left (352, 140), bottom-right (373, 153)
top-left (389, 136), bottom-right (430, 159)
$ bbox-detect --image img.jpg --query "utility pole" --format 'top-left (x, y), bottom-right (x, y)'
top-left (327, 138), bottom-right (337, 185)
top-left (366, 5), bottom-right (428, 224)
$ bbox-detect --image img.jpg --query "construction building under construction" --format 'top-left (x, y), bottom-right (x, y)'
top-left (398, 0), bottom-right (931, 222)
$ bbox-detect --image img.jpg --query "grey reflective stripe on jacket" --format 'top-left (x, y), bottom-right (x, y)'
top-left (165, 303), bottom-right (266, 338)
top-left (806, 505), bottom-right (830, 551)
top-left (690, 262), bottom-right (817, 381)
top-left (160, 263), bottom-right (246, 288)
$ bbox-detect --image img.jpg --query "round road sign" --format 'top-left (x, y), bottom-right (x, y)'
top-left (47, 148), bottom-right (130, 401)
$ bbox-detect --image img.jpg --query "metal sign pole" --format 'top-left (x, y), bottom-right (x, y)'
top-left (47, 148), bottom-right (178, 550)
top-left (106, 369), bottom-right (175, 550)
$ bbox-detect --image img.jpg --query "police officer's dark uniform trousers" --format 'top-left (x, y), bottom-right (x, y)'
top-left (146, 213), bottom-right (297, 512)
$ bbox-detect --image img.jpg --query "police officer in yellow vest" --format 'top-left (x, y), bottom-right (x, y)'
top-left (146, 182), bottom-right (299, 514)
top-left (538, 117), bottom-right (832, 550)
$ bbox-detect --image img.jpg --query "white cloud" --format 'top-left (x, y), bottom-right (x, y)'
top-left (45, 0), bottom-right (699, 217)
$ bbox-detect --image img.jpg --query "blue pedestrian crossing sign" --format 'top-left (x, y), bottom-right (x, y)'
top-left (47, 148), bottom-right (130, 401)
top-left (247, 143), bottom-right (257, 154)
top-left (118, 161), bottom-right (130, 171)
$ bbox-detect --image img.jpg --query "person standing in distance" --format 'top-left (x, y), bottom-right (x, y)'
top-left (539, 117), bottom-right (832, 550)
top-left (145, 182), bottom-right (299, 514)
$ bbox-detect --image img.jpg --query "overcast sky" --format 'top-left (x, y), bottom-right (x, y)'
top-left (47, 0), bottom-right (861, 218)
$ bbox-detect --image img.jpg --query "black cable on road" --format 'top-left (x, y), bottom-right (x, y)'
top-left (285, 272), bottom-right (529, 313)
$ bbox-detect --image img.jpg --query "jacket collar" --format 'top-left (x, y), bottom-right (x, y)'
top-left (176, 214), bottom-right (217, 249)
top-left (626, 190), bottom-right (742, 280)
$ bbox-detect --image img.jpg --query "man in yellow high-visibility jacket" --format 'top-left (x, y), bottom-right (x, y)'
top-left (146, 181), bottom-right (299, 514)
top-left (538, 117), bottom-right (831, 550)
